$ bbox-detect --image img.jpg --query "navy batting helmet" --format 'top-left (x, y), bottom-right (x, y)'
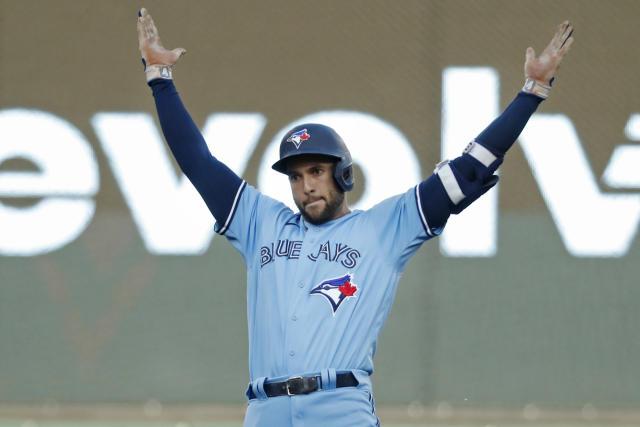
top-left (271, 123), bottom-right (354, 192)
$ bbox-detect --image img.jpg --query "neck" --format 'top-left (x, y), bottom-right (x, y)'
top-left (333, 202), bottom-right (351, 220)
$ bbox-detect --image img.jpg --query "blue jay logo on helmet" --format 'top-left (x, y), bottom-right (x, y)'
top-left (286, 129), bottom-right (311, 149)
top-left (310, 273), bottom-right (358, 315)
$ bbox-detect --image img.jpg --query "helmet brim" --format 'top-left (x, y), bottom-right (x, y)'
top-left (272, 152), bottom-right (342, 174)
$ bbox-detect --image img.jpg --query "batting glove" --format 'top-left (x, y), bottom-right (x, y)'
top-left (522, 20), bottom-right (574, 99)
top-left (137, 8), bottom-right (186, 82)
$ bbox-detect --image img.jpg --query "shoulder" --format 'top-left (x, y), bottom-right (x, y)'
top-left (243, 184), bottom-right (297, 219)
top-left (217, 183), bottom-right (298, 235)
top-left (361, 187), bottom-right (417, 217)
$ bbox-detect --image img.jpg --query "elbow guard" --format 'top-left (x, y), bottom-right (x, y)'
top-left (436, 141), bottom-right (503, 214)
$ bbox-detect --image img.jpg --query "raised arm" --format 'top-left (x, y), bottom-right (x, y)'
top-left (137, 8), bottom-right (245, 234)
top-left (417, 21), bottom-right (574, 236)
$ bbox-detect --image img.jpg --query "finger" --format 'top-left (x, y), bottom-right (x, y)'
top-left (140, 12), bottom-right (150, 39)
top-left (141, 10), bottom-right (157, 40)
top-left (551, 20), bottom-right (570, 50)
top-left (560, 27), bottom-right (574, 49)
top-left (144, 14), bottom-right (153, 39)
top-left (136, 18), bottom-right (145, 46)
top-left (558, 35), bottom-right (574, 56)
top-left (171, 47), bottom-right (187, 59)
top-left (525, 46), bottom-right (536, 62)
top-left (548, 22), bottom-right (564, 49)
top-left (147, 19), bottom-right (158, 41)
top-left (147, 14), bottom-right (159, 39)
top-left (553, 38), bottom-right (573, 74)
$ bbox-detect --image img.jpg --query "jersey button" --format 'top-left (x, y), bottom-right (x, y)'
top-left (289, 350), bottom-right (295, 357)
top-left (291, 315), bottom-right (297, 321)
top-left (298, 283), bottom-right (304, 288)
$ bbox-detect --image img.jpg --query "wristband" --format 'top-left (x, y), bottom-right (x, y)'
top-left (145, 64), bottom-right (173, 82)
top-left (522, 78), bottom-right (551, 99)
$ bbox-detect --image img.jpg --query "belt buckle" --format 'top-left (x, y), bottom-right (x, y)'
top-left (286, 376), bottom-right (304, 396)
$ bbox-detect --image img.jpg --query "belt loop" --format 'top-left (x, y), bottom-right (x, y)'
top-left (322, 368), bottom-right (337, 391)
top-left (251, 377), bottom-right (268, 400)
top-left (320, 369), bottom-right (329, 390)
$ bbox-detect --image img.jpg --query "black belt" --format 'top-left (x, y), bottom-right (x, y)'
top-left (248, 372), bottom-right (358, 399)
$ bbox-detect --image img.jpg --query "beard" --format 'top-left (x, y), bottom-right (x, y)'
top-left (296, 188), bottom-right (346, 225)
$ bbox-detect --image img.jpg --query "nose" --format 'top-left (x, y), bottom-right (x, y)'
top-left (302, 174), bottom-right (314, 195)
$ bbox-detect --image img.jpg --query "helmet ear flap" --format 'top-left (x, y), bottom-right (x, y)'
top-left (334, 158), bottom-right (354, 192)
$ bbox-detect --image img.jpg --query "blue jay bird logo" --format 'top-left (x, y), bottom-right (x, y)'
top-left (310, 273), bottom-right (358, 315)
top-left (286, 129), bottom-right (311, 149)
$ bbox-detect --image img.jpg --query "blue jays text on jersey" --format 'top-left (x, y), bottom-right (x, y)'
top-left (260, 240), bottom-right (361, 268)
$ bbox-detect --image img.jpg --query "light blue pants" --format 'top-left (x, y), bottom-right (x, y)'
top-left (244, 370), bottom-right (380, 426)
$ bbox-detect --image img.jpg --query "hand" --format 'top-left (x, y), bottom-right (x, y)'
top-left (524, 21), bottom-right (574, 84)
top-left (137, 8), bottom-right (186, 69)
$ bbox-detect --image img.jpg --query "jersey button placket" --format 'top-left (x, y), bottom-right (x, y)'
top-left (292, 398), bottom-right (303, 427)
top-left (286, 225), bottom-right (310, 366)
top-left (286, 310), bottom-right (301, 361)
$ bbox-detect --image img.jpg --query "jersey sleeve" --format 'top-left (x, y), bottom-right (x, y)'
top-left (365, 187), bottom-right (440, 271)
top-left (218, 184), bottom-right (295, 264)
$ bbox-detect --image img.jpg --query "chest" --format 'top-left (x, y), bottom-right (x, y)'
top-left (253, 223), bottom-right (389, 313)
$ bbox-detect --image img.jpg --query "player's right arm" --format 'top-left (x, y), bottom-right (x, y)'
top-left (136, 8), bottom-right (245, 234)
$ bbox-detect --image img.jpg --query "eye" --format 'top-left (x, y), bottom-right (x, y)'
top-left (289, 173), bottom-right (300, 182)
top-left (311, 167), bottom-right (323, 175)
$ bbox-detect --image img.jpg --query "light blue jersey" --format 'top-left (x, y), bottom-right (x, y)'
top-left (219, 183), bottom-right (434, 382)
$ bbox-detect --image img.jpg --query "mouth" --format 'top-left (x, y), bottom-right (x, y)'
top-left (304, 198), bottom-right (324, 209)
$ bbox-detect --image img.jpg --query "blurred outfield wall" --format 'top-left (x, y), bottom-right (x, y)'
top-left (1, 0), bottom-right (639, 411)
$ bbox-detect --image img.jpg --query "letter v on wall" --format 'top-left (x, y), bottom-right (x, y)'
top-left (519, 115), bottom-right (640, 257)
top-left (92, 113), bottom-right (264, 255)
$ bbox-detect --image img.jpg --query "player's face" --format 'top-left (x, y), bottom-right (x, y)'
top-left (286, 156), bottom-right (349, 225)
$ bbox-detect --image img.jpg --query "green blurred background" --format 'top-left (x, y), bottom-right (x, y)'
top-left (1, 0), bottom-right (639, 425)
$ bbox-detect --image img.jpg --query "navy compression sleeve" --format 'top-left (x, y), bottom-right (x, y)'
top-left (475, 92), bottom-right (542, 156)
top-left (418, 91), bottom-right (543, 230)
top-left (150, 79), bottom-right (244, 233)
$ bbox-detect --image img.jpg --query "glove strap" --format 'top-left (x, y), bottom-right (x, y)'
top-left (522, 78), bottom-right (551, 99)
top-left (145, 64), bottom-right (173, 82)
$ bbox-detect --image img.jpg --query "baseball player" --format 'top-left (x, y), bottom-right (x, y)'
top-left (136, 8), bottom-right (573, 426)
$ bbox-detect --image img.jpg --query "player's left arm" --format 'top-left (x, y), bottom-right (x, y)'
top-left (417, 21), bottom-right (574, 235)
